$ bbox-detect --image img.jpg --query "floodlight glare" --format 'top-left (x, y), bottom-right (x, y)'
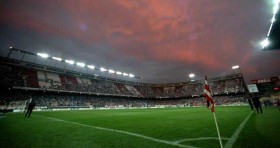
top-left (274, 2), bottom-right (279, 14)
top-left (189, 73), bottom-right (195, 78)
top-left (261, 38), bottom-right (269, 48)
top-left (129, 74), bottom-right (135, 78)
top-left (116, 71), bottom-right (122, 75)
top-left (232, 65), bottom-right (240, 69)
top-left (10, 46), bottom-right (13, 49)
top-left (37, 53), bottom-right (49, 58)
top-left (271, 16), bottom-right (276, 23)
top-left (123, 73), bottom-right (128, 76)
top-left (77, 62), bottom-right (85, 67)
top-left (65, 60), bottom-right (75, 65)
top-left (87, 65), bottom-right (95, 69)
top-left (52, 57), bottom-right (62, 61)
top-left (108, 69), bottom-right (115, 74)
top-left (100, 67), bottom-right (107, 72)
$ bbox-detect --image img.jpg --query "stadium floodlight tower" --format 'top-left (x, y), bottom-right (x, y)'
top-left (261, 38), bottom-right (270, 48)
top-left (189, 73), bottom-right (195, 82)
top-left (189, 73), bottom-right (195, 78)
top-left (261, 0), bottom-right (280, 50)
top-left (232, 65), bottom-right (247, 92)
top-left (232, 65), bottom-right (242, 75)
top-left (232, 65), bottom-right (239, 70)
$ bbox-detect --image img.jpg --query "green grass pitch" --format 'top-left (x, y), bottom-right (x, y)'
top-left (0, 106), bottom-right (279, 148)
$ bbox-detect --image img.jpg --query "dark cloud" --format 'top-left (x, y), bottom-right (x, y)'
top-left (0, 0), bottom-right (279, 83)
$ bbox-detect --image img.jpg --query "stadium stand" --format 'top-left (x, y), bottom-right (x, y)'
top-left (0, 55), bottom-right (248, 111)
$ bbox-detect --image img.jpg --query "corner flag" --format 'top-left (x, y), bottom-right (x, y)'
top-left (204, 76), bottom-right (215, 112)
top-left (204, 76), bottom-right (223, 148)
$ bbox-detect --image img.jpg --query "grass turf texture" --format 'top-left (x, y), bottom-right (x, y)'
top-left (0, 106), bottom-right (279, 148)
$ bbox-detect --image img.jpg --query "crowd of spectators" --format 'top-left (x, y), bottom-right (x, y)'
top-left (1, 90), bottom-right (247, 110)
top-left (0, 65), bottom-right (24, 88)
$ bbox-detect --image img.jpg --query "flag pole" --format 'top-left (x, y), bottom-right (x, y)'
top-left (213, 112), bottom-right (223, 148)
top-left (204, 75), bottom-right (223, 148)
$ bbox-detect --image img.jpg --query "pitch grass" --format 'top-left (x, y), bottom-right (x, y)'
top-left (0, 106), bottom-right (279, 148)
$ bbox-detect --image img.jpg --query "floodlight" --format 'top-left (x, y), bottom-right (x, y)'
top-left (129, 74), bottom-right (135, 78)
top-left (100, 67), bottom-right (107, 72)
top-left (271, 16), bottom-right (276, 23)
top-left (108, 69), bottom-right (115, 73)
top-left (261, 38), bottom-right (269, 48)
top-left (189, 73), bottom-right (195, 78)
top-left (10, 46), bottom-right (13, 49)
top-left (87, 65), bottom-right (95, 69)
top-left (123, 73), bottom-right (128, 76)
top-left (116, 71), bottom-right (122, 75)
top-left (274, 2), bottom-right (279, 14)
top-left (37, 53), bottom-right (49, 58)
top-left (65, 60), bottom-right (75, 64)
top-left (77, 62), bottom-right (85, 67)
top-left (52, 57), bottom-right (62, 61)
top-left (232, 65), bottom-right (240, 69)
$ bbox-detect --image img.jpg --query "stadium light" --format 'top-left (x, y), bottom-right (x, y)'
top-left (108, 69), bottom-right (115, 74)
top-left (77, 62), bottom-right (85, 67)
top-left (116, 71), bottom-right (122, 75)
top-left (52, 57), bottom-right (62, 61)
top-left (261, 38), bottom-right (269, 48)
top-left (123, 73), bottom-right (128, 76)
top-left (189, 73), bottom-right (195, 78)
top-left (129, 74), bottom-right (135, 78)
top-left (232, 65), bottom-right (240, 69)
top-left (37, 53), bottom-right (49, 58)
top-left (100, 67), bottom-right (107, 72)
top-left (271, 15), bottom-right (276, 23)
top-left (10, 46), bottom-right (13, 49)
top-left (274, 0), bottom-right (280, 14)
top-left (65, 60), bottom-right (75, 65)
top-left (87, 65), bottom-right (95, 69)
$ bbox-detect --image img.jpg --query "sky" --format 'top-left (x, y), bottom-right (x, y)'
top-left (0, 0), bottom-right (279, 84)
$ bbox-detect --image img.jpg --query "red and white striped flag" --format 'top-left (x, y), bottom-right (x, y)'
top-left (204, 76), bottom-right (215, 112)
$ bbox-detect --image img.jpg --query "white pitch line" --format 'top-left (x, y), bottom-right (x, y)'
top-left (224, 111), bottom-right (253, 148)
top-left (0, 116), bottom-right (6, 119)
top-left (174, 137), bottom-right (230, 144)
top-left (37, 115), bottom-right (196, 148)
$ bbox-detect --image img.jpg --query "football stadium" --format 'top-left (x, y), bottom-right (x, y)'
top-left (1, 1), bottom-right (280, 148)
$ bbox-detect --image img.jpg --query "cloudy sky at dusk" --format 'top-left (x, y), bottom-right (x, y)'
top-left (0, 0), bottom-right (279, 83)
